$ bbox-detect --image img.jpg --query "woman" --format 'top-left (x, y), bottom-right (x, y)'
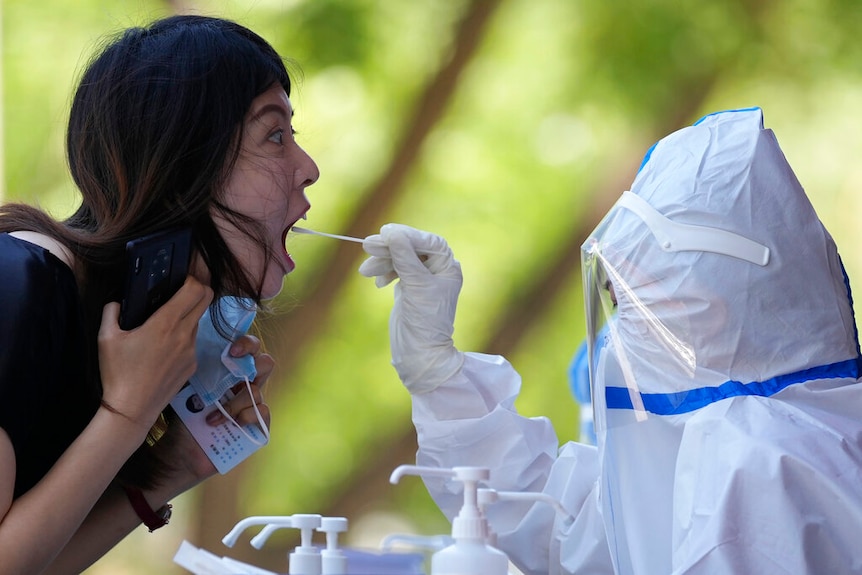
top-left (0, 15), bottom-right (318, 574)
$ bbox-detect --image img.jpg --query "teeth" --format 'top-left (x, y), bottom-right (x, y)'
top-left (301, 213), bottom-right (308, 220)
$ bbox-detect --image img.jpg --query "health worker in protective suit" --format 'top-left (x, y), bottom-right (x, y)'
top-left (359, 107), bottom-right (862, 574)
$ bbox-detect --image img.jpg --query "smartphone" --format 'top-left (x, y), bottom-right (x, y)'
top-left (119, 227), bottom-right (192, 330)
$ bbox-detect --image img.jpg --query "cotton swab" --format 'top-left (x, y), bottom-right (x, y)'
top-left (293, 225), bottom-right (444, 263)
top-left (291, 226), bottom-right (365, 244)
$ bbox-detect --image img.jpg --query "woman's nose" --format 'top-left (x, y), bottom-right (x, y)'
top-left (297, 146), bottom-right (320, 188)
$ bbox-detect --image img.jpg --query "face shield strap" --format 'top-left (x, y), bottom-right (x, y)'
top-left (618, 191), bottom-right (771, 267)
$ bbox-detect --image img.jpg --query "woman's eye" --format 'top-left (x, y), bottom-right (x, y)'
top-left (268, 129), bottom-right (284, 145)
top-left (268, 127), bottom-right (297, 145)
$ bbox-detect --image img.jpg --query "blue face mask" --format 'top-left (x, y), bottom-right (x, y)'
top-left (189, 297), bottom-right (257, 405)
top-left (188, 296), bottom-right (268, 446)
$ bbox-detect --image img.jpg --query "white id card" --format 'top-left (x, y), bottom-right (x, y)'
top-left (170, 384), bottom-right (267, 474)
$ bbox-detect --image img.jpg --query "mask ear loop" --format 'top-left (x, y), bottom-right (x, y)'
top-left (214, 377), bottom-right (270, 446)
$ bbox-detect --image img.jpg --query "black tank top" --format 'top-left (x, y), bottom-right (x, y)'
top-left (0, 233), bottom-right (98, 497)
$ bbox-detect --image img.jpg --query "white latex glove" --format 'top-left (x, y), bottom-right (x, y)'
top-left (359, 223), bottom-right (465, 394)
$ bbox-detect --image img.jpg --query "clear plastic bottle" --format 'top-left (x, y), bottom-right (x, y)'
top-left (390, 465), bottom-right (510, 575)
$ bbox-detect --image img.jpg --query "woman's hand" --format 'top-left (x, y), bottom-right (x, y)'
top-left (171, 334), bottom-right (275, 485)
top-left (97, 276), bottom-right (213, 434)
top-left (207, 334), bottom-right (274, 429)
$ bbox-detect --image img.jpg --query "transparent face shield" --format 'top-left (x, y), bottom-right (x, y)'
top-left (582, 192), bottom-right (771, 435)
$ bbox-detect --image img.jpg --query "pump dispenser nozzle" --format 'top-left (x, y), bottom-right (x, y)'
top-left (254, 514), bottom-right (322, 575)
top-left (250, 519), bottom-right (293, 550)
top-left (478, 488), bottom-right (574, 548)
top-left (390, 464), bottom-right (510, 575)
top-left (222, 516), bottom-right (294, 548)
top-left (222, 514), bottom-right (328, 575)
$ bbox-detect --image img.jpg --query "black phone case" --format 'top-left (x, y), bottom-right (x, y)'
top-left (119, 227), bottom-right (192, 330)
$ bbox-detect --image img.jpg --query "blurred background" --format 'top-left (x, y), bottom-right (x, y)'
top-left (3, 0), bottom-right (862, 572)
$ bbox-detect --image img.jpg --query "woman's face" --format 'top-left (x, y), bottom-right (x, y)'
top-left (215, 84), bottom-right (319, 299)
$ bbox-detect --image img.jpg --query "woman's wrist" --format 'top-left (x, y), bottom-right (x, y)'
top-left (96, 402), bottom-right (157, 444)
top-left (122, 485), bottom-right (172, 532)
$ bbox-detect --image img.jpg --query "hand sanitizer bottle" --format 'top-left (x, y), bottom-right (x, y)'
top-left (319, 517), bottom-right (349, 575)
top-left (248, 514), bottom-right (323, 575)
top-left (222, 514), bottom-right (324, 575)
top-left (390, 464), bottom-right (510, 575)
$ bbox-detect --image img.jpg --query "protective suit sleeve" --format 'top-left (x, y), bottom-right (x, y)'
top-left (411, 352), bottom-right (613, 575)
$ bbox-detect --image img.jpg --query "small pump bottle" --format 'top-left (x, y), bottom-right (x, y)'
top-left (248, 514), bottom-right (324, 575)
top-left (319, 517), bottom-right (349, 575)
top-left (222, 514), bottom-right (326, 575)
top-left (390, 465), bottom-right (510, 575)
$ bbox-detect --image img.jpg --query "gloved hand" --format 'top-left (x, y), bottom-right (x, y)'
top-left (359, 223), bottom-right (465, 394)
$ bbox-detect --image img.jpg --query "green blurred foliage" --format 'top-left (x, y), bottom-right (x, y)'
top-left (4, 0), bottom-right (862, 573)
top-left (1, 0), bottom-right (173, 212)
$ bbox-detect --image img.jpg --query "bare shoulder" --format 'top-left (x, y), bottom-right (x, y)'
top-left (8, 231), bottom-right (74, 268)
top-left (0, 427), bottom-right (14, 518)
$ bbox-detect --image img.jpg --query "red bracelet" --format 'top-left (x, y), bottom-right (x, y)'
top-left (123, 485), bottom-right (172, 532)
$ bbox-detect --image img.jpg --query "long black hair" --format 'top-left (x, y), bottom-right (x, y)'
top-left (66, 15), bottom-right (293, 300)
top-left (0, 15), bottom-right (294, 487)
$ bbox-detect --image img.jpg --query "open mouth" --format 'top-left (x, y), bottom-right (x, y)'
top-left (280, 212), bottom-right (309, 273)
top-left (280, 227), bottom-right (296, 273)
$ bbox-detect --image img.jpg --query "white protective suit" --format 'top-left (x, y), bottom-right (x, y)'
top-left (360, 107), bottom-right (862, 575)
